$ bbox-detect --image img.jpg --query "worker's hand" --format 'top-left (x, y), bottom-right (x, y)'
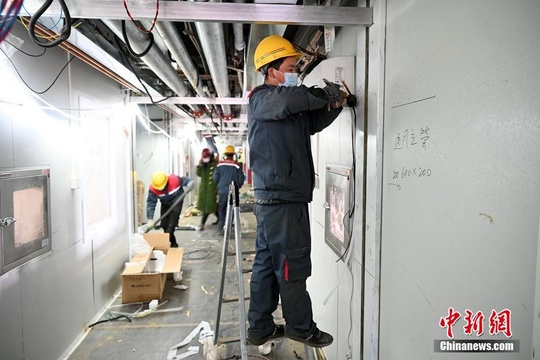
top-left (331, 90), bottom-right (348, 109)
top-left (147, 219), bottom-right (154, 229)
top-left (322, 79), bottom-right (346, 108)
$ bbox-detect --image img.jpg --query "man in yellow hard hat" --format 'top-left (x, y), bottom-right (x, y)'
top-left (146, 171), bottom-right (194, 247)
top-left (213, 145), bottom-right (245, 233)
top-left (246, 35), bottom-right (347, 348)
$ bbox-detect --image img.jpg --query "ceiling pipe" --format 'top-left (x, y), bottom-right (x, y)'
top-left (155, 22), bottom-right (206, 99)
top-left (154, 22), bottom-right (213, 114)
top-left (102, 19), bottom-right (203, 116)
top-left (232, 0), bottom-right (245, 94)
top-left (190, 0), bottom-right (232, 119)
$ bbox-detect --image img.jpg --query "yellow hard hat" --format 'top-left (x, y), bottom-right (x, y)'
top-left (151, 171), bottom-right (168, 190)
top-left (225, 145), bottom-right (235, 154)
top-left (254, 35), bottom-right (301, 71)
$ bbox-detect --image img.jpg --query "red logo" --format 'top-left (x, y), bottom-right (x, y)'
top-left (439, 308), bottom-right (512, 339)
top-left (439, 307), bottom-right (461, 339)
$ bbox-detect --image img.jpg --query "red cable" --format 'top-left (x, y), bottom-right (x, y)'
top-left (0, 0), bottom-right (24, 43)
top-left (122, 0), bottom-right (159, 33)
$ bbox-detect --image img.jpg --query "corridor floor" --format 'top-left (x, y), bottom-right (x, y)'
top-left (65, 205), bottom-right (309, 360)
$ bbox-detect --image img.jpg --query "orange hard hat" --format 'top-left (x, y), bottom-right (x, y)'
top-left (224, 145), bottom-right (235, 155)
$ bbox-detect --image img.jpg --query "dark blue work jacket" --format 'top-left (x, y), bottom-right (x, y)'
top-left (146, 175), bottom-right (191, 219)
top-left (247, 84), bottom-right (342, 203)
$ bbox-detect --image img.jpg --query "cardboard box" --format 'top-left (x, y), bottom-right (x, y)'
top-left (142, 233), bottom-right (171, 253)
top-left (122, 233), bottom-right (183, 303)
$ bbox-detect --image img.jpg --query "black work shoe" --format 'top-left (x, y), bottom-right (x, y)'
top-left (247, 324), bottom-right (285, 346)
top-left (286, 328), bottom-right (333, 348)
top-left (170, 242), bottom-right (179, 248)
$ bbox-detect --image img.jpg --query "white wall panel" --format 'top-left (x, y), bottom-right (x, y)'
top-left (0, 21), bottom-right (131, 360)
top-left (134, 119), bottom-right (170, 223)
top-left (0, 113), bottom-right (14, 167)
top-left (21, 242), bottom-right (93, 360)
top-left (307, 27), bottom-right (364, 359)
top-left (0, 272), bottom-right (23, 359)
top-left (308, 220), bottom-right (340, 358)
top-left (380, 1), bottom-right (540, 359)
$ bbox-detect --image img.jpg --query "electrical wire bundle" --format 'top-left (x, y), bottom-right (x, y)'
top-left (0, 0), bottom-right (24, 43)
top-left (28, 0), bottom-right (72, 48)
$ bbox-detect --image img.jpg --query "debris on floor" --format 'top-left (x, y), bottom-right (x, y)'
top-left (167, 321), bottom-right (226, 360)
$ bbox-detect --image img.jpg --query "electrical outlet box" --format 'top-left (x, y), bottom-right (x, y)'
top-left (320, 56), bottom-right (355, 95)
top-left (302, 56), bottom-right (355, 96)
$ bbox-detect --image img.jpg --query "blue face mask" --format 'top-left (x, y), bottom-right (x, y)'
top-left (276, 70), bottom-right (299, 87)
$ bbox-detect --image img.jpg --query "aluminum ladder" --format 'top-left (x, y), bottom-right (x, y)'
top-left (214, 181), bottom-right (250, 360)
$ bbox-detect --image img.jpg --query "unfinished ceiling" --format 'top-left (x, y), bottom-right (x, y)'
top-left (21, 0), bottom-right (372, 144)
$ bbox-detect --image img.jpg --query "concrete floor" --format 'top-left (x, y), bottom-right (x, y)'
top-left (66, 203), bottom-right (311, 360)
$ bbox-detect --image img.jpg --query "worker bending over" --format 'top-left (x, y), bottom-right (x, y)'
top-left (146, 171), bottom-right (193, 247)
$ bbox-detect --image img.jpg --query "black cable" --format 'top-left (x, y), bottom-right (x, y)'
top-left (210, 107), bottom-right (221, 134)
top-left (4, 38), bottom-right (46, 57)
top-left (113, 36), bottom-right (174, 105)
top-left (184, 24), bottom-right (210, 79)
top-left (183, 249), bottom-right (214, 260)
top-left (121, 20), bottom-right (154, 58)
top-left (1, 46), bottom-right (75, 94)
top-left (336, 105), bottom-right (357, 263)
top-left (306, 27), bottom-right (322, 52)
top-left (88, 315), bottom-right (131, 328)
top-left (28, 0), bottom-right (72, 48)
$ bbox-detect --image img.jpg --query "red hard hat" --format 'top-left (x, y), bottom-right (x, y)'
top-left (202, 148), bottom-right (211, 159)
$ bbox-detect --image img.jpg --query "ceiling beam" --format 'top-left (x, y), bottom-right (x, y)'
top-left (197, 118), bottom-right (247, 124)
top-left (21, 1), bottom-right (373, 27)
top-left (131, 97), bottom-right (247, 105)
top-left (206, 128), bottom-right (248, 132)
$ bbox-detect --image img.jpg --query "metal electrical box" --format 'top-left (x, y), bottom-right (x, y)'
top-left (0, 167), bottom-right (52, 276)
top-left (324, 165), bottom-right (353, 260)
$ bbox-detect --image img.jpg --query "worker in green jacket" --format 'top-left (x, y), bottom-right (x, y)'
top-left (196, 148), bottom-right (218, 230)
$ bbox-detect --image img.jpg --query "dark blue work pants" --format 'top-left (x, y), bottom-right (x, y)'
top-left (217, 192), bottom-right (228, 229)
top-left (247, 202), bottom-right (317, 339)
top-left (160, 201), bottom-right (183, 245)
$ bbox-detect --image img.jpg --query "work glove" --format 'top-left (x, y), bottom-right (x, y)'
top-left (322, 78), bottom-right (343, 106)
top-left (147, 219), bottom-right (154, 229)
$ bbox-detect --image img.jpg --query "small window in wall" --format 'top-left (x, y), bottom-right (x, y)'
top-left (324, 164), bottom-right (353, 260)
top-left (0, 167), bottom-right (52, 275)
top-left (14, 187), bottom-right (46, 245)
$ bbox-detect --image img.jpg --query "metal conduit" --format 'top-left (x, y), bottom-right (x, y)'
top-left (232, 0), bottom-right (245, 55)
top-left (190, 0), bottom-right (231, 118)
top-left (103, 19), bottom-right (202, 115)
top-left (155, 22), bottom-right (213, 113)
top-left (232, 0), bottom-right (245, 93)
top-left (155, 22), bottom-right (206, 98)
